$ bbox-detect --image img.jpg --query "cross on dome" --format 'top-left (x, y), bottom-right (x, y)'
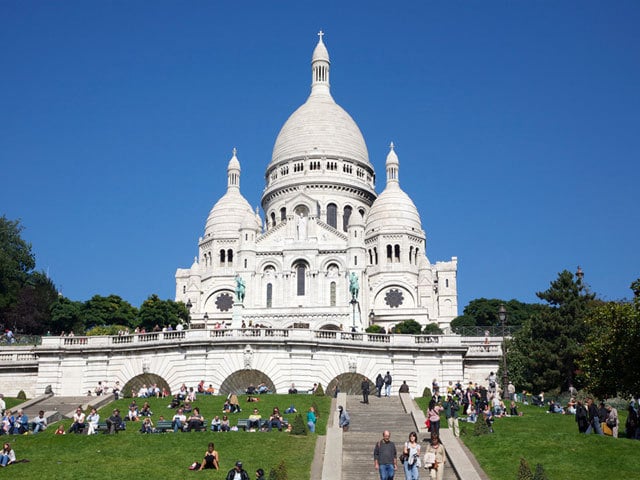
top-left (318, 30), bottom-right (324, 42)
top-left (232, 147), bottom-right (237, 156)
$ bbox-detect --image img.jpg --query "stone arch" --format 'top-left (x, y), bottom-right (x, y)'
top-left (122, 373), bottom-right (171, 398)
top-left (319, 323), bottom-right (341, 331)
top-left (327, 372), bottom-right (373, 396)
top-left (219, 369), bottom-right (275, 396)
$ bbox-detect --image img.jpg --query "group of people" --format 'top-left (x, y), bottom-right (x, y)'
top-left (373, 430), bottom-right (446, 480)
top-left (189, 450), bottom-right (265, 480)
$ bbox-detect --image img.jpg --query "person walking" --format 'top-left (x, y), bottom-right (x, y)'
top-left (376, 374), bottom-right (384, 397)
top-left (384, 371), bottom-right (393, 397)
top-left (362, 377), bottom-right (370, 404)
top-left (423, 433), bottom-right (446, 480)
top-left (373, 430), bottom-right (397, 480)
top-left (402, 431), bottom-right (421, 480)
top-left (443, 394), bottom-right (460, 438)
top-left (584, 398), bottom-right (604, 435)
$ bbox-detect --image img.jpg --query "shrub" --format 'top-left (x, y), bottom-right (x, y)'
top-left (314, 383), bottom-right (324, 396)
top-left (290, 414), bottom-right (307, 435)
top-left (268, 460), bottom-right (289, 480)
top-left (473, 418), bottom-right (491, 436)
top-left (422, 387), bottom-right (432, 398)
top-left (533, 464), bottom-right (549, 480)
top-left (393, 319), bottom-right (422, 334)
top-left (517, 457), bottom-right (533, 480)
top-left (422, 323), bottom-right (444, 335)
top-left (365, 324), bottom-right (384, 334)
top-left (17, 390), bottom-right (27, 400)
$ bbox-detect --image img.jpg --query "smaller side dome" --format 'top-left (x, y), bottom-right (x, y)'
top-left (366, 144), bottom-right (422, 233)
top-left (204, 149), bottom-right (254, 238)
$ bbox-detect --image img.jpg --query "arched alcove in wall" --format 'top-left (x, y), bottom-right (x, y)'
top-left (326, 372), bottom-right (373, 396)
top-left (219, 369), bottom-right (275, 396)
top-left (122, 373), bottom-right (171, 398)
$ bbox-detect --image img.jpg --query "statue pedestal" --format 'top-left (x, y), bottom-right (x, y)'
top-left (350, 299), bottom-right (361, 332)
top-left (232, 303), bottom-right (244, 329)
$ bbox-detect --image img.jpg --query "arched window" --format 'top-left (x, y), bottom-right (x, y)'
top-left (227, 249), bottom-right (233, 265)
top-left (244, 259), bottom-right (247, 268)
top-left (368, 249), bottom-right (373, 265)
top-left (327, 203), bottom-right (337, 229)
top-left (374, 247), bottom-right (378, 265)
top-left (386, 245), bottom-right (392, 262)
top-left (414, 248), bottom-right (419, 265)
top-left (296, 263), bottom-right (306, 296)
top-left (280, 207), bottom-right (286, 221)
top-left (330, 282), bottom-right (336, 306)
top-left (266, 283), bottom-right (273, 308)
top-left (219, 249), bottom-right (226, 266)
top-left (183, 285), bottom-right (186, 294)
top-left (409, 246), bottom-right (414, 264)
top-left (270, 212), bottom-right (276, 228)
top-left (394, 244), bottom-right (400, 262)
top-left (343, 206), bottom-right (352, 231)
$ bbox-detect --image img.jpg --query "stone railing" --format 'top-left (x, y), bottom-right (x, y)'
top-left (33, 329), bottom-right (504, 355)
top-left (0, 351), bottom-right (38, 363)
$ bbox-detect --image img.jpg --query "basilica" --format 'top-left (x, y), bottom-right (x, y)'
top-left (175, 33), bottom-right (458, 332)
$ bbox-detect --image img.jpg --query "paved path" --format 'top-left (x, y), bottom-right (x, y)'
top-left (321, 393), bottom-right (480, 479)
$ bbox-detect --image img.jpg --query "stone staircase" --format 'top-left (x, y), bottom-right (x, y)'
top-left (13, 394), bottom-right (115, 426)
top-left (341, 395), bottom-right (457, 480)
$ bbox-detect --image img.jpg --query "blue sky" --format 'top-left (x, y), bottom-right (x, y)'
top-left (2, 1), bottom-right (639, 311)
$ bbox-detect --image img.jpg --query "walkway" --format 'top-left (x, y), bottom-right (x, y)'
top-left (319, 393), bottom-right (488, 480)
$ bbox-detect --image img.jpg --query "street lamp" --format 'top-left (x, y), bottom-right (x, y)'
top-left (498, 304), bottom-right (509, 400)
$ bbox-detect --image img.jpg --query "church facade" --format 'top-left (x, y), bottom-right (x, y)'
top-left (175, 33), bottom-right (458, 333)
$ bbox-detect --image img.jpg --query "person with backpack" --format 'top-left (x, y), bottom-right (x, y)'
top-left (338, 405), bottom-right (350, 432)
top-left (384, 371), bottom-right (392, 397)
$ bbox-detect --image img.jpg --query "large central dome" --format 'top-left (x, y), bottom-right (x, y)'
top-left (269, 33), bottom-right (370, 167)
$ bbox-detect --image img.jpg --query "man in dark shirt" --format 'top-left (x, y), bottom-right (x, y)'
top-left (585, 398), bottom-right (604, 435)
top-left (106, 408), bottom-right (123, 434)
top-left (373, 430), bottom-right (397, 479)
top-left (361, 378), bottom-right (370, 404)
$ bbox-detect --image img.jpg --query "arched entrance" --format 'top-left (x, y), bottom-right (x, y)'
top-left (122, 373), bottom-right (171, 398)
top-left (219, 369), bottom-right (275, 396)
top-left (327, 372), bottom-right (373, 396)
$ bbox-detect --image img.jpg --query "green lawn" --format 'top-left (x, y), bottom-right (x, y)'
top-left (459, 403), bottom-right (637, 479)
top-left (4, 394), bottom-right (330, 479)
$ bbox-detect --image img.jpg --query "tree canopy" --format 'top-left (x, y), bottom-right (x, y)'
top-left (0, 216), bottom-right (36, 320)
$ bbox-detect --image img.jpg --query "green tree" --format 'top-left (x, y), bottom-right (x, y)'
top-left (0, 216), bottom-right (36, 321)
top-left (579, 279), bottom-right (640, 398)
top-left (50, 296), bottom-right (85, 334)
top-left (422, 323), bottom-right (443, 335)
top-left (393, 319), bottom-right (422, 334)
top-left (507, 270), bottom-right (596, 393)
top-left (83, 294), bottom-right (138, 329)
top-left (138, 294), bottom-right (189, 330)
top-left (6, 271), bottom-right (58, 334)
top-left (365, 324), bottom-right (384, 334)
top-left (451, 298), bottom-right (545, 333)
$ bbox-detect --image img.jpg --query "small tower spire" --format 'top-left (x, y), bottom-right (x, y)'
top-left (385, 142), bottom-right (400, 185)
top-left (311, 30), bottom-right (331, 96)
top-left (227, 148), bottom-right (241, 190)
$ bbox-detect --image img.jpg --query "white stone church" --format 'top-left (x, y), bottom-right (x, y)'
top-left (175, 33), bottom-right (458, 333)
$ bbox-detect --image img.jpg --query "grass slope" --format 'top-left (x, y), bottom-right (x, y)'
top-left (3, 394), bottom-right (330, 479)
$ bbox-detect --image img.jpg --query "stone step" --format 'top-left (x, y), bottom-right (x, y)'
top-left (340, 395), bottom-right (458, 480)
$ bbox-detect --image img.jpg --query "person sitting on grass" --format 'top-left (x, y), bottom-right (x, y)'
top-left (248, 408), bottom-right (262, 431)
top-left (198, 442), bottom-right (219, 470)
top-left (140, 417), bottom-right (154, 434)
top-left (0, 442), bottom-right (16, 467)
top-left (225, 461), bottom-right (249, 480)
top-left (211, 415), bottom-right (222, 432)
top-left (228, 394), bottom-right (241, 413)
top-left (220, 415), bottom-right (230, 432)
top-left (186, 407), bottom-right (205, 432)
top-left (139, 402), bottom-right (153, 417)
top-left (548, 400), bottom-right (565, 414)
top-left (268, 407), bottom-right (284, 431)
top-left (69, 407), bottom-right (86, 434)
top-left (247, 396), bottom-right (260, 403)
top-left (106, 408), bottom-right (123, 434)
top-left (54, 424), bottom-right (66, 435)
top-left (127, 404), bottom-right (139, 422)
top-left (14, 410), bottom-right (28, 435)
top-left (32, 410), bottom-right (48, 434)
top-left (172, 408), bottom-right (187, 432)
top-left (508, 401), bottom-right (520, 417)
top-left (86, 407), bottom-right (100, 435)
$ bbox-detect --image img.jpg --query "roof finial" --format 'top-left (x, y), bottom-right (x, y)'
top-left (318, 30), bottom-right (324, 43)
top-left (232, 147), bottom-right (237, 157)
top-left (389, 142), bottom-right (395, 151)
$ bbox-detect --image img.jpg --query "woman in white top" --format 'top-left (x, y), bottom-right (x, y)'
top-left (402, 431), bottom-right (421, 480)
top-left (0, 443), bottom-right (16, 467)
top-left (86, 407), bottom-right (100, 435)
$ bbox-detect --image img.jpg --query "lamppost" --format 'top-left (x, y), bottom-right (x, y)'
top-left (498, 304), bottom-right (509, 400)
